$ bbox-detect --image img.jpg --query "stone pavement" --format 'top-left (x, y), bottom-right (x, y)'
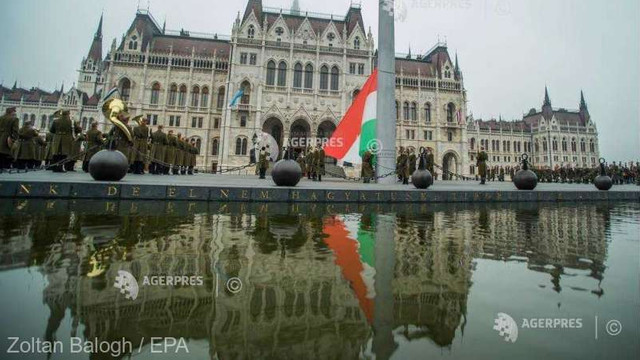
top-left (0, 171), bottom-right (638, 203)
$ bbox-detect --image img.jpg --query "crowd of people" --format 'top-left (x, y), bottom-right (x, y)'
top-left (0, 107), bottom-right (199, 175)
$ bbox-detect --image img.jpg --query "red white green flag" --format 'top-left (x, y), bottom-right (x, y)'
top-left (323, 69), bottom-right (378, 164)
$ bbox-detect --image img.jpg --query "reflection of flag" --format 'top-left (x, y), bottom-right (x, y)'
top-left (323, 215), bottom-right (375, 323)
top-left (324, 69), bottom-right (378, 164)
top-left (229, 89), bottom-right (244, 107)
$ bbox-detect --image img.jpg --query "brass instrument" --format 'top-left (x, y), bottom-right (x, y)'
top-left (131, 115), bottom-right (144, 127)
top-left (52, 109), bottom-right (63, 119)
top-left (101, 98), bottom-right (133, 142)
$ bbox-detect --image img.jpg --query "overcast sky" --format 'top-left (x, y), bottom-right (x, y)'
top-left (0, 0), bottom-right (638, 160)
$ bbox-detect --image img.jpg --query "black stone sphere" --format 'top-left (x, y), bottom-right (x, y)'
top-left (412, 169), bottom-right (433, 189)
top-left (271, 159), bottom-right (302, 187)
top-left (88, 150), bottom-right (129, 182)
top-left (513, 169), bottom-right (538, 190)
top-left (594, 175), bottom-right (613, 191)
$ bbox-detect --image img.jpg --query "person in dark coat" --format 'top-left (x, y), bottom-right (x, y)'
top-left (258, 147), bottom-right (268, 179)
top-left (477, 147), bottom-right (488, 185)
top-left (0, 107), bottom-right (19, 170)
top-left (361, 149), bottom-right (374, 183)
top-left (49, 110), bottom-right (74, 172)
top-left (13, 121), bottom-right (40, 169)
top-left (132, 117), bottom-right (150, 174)
top-left (82, 122), bottom-right (104, 172)
top-left (150, 125), bottom-right (167, 175)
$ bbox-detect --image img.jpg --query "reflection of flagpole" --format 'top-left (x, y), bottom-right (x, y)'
top-left (376, 0), bottom-right (397, 184)
top-left (373, 213), bottom-right (397, 359)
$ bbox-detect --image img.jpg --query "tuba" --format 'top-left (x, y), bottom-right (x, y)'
top-left (52, 109), bottom-right (63, 119)
top-left (102, 98), bottom-right (133, 142)
top-left (131, 115), bottom-right (144, 127)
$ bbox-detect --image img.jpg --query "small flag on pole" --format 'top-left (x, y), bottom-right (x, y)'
top-left (229, 89), bottom-right (244, 108)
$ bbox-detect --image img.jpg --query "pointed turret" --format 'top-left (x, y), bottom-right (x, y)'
top-left (243, 0), bottom-right (263, 23)
top-left (12, 81), bottom-right (17, 90)
top-left (579, 90), bottom-right (590, 124)
top-left (291, 0), bottom-right (301, 16)
top-left (87, 14), bottom-right (103, 63)
top-left (542, 86), bottom-right (553, 120)
top-left (162, 18), bottom-right (166, 34)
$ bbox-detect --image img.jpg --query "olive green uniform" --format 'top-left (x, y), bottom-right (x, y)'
top-left (409, 153), bottom-right (417, 176)
top-left (0, 113), bottom-right (19, 169)
top-left (107, 124), bottom-right (133, 164)
top-left (397, 153), bottom-right (410, 184)
top-left (314, 148), bottom-right (325, 181)
top-left (258, 150), bottom-right (268, 179)
top-left (132, 124), bottom-right (150, 174)
top-left (150, 129), bottom-right (168, 174)
top-left (82, 129), bottom-right (104, 172)
top-left (165, 134), bottom-right (178, 174)
top-left (477, 151), bottom-right (488, 184)
top-left (361, 150), bottom-right (374, 183)
top-left (49, 114), bottom-right (74, 172)
top-left (14, 125), bottom-right (39, 169)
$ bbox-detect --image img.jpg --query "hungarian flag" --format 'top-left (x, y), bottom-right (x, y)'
top-left (324, 69), bottom-right (378, 164)
top-left (322, 215), bottom-right (376, 323)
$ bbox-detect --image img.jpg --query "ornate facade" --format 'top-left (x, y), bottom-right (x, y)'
top-left (0, 0), bottom-right (599, 176)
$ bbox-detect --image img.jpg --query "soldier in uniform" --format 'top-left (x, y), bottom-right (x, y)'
top-left (13, 121), bottom-right (40, 170)
top-left (258, 146), bottom-right (268, 179)
top-left (188, 139), bottom-right (199, 175)
top-left (396, 147), bottom-right (404, 181)
top-left (0, 107), bottom-right (19, 171)
top-left (397, 148), bottom-right (410, 185)
top-left (49, 110), bottom-right (74, 172)
top-left (477, 146), bottom-right (488, 185)
top-left (44, 132), bottom-right (53, 167)
top-left (82, 122), bottom-right (104, 172)
top-left (132, 118), bottom-right (150, 174)
top-left (296, 152), bottom-right (306, 177)
top-left (63, 120), bottom-right (83, 172)
top-left (35, 135), bottom-right (46, 169)
top-left (361, 149), bottom-right (374, 183)
top-left (150, 125), bottom-right (167, 175)
top-left (408, 148), bottom-right (417, 177)
top-left (106, 110), bottom-right (134, 166)
top-left (165, 130), bottom-right (177, 175)
top-left (176, 134), bottom-right (187, 175)
top-left (306, 146), bottom-right (314, 179)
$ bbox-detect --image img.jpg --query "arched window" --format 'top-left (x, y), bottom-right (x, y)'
top-left (191, 86), bottom-right (200, 107)
top-left (120, 78), bottom-right (131, 101)
top-left (178, 85), bottom-right (187, 107)
top-left (194, 138), bottom-right (202, 152)
top-left (150, 83), bottom-right (161, 105)
top-left (235, 137), bottom-right (248, 155)
top-left (571, 138), bottom-right (577, 152)
top-left (168, 84), bottom-right (177, 105)
top-left (240, 81), bottom-right (251, 104)
top-left (354, 36), bottom-right (361, 50)
top-left (552, 137), bottom-right (558, 151)
top-left (81, 117), bottom-right (88, 130)
top-left (293, 63), bottom-right (303, 88)
top-left (277, 61), bottom-right (287, 87)
top-left (30, 114), bottom-right (36, 125)
top-left (580, 138), bottom-right (586, 152)
top-left (201, 87), bottom-right (209, 108)
top-left (403, 102), bottom-right (410, 120)
top-left (470, 138), bottom-right (476, 150)
top-left (211, 138), bottom-right (219, 156)
top-left (330, 66), bottom-right (339, 91)
top-left (128, 35), bottom-right (138, 50)
top-left (352, 89), bottom-right (360, 103)
top-left (247, 25), bottom-right (255, 39)
top-left (395, 101), bottom-right (399, 120)
top-left (410, 102), bottom-right (417, 121)
top-left (320, 65), bottom-right (329, 90)
top-left (424, 103), bottom-right (432, 123)
top-left (543, 139), bottom-right (548, 152)
top-left (304, 64), bottom-right (313, 89)
top-left (40, 115), bottom-right (46, 129)
top-left (535, 140), bottom-right (539, 152)
top-left (446, 103), bottom-right (455, 122)
top-left (562, 137), bottom-right (567, 152)
top-left (266, 61), bottom-right (276, 86)
top-left (589, 139), bottom-right (595, 153)
top-left (216, 86), bottom-right (225, 109)
top-left (89, 117), bottom-right (94, 128)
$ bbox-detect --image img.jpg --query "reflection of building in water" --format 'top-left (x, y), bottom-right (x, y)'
top-left (0, 202), bottom-right (615, 357)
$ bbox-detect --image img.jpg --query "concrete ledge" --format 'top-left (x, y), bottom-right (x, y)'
top-left (0, 178), bottom-right (638, 203)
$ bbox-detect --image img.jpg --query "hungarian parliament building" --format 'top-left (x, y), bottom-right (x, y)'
top-left (0, 0), bottom-right (600, 175)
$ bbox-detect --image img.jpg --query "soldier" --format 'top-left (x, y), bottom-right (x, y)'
top-left (82, 122), bottom-right (104, 172)
top-left (361, 149), bottom-right (374, 183)
top-left (106, 110), bottom-right (134, 168)
top-left (397, 148), bottom-right (410, 185)
top-left (132, 117), bottom-right (150, 175)
top-left (150, 125), bottom-right (167, 175)
top-left (165, 130), bottom-right (177, 175)
top-left (315, 145), bottom-right (325, 182)
top-left (63, 120), bottom-right (83, 172)
top-left (499, 166), bottom-right (505, 182)
top-left (426, 148), bottom-right (435, 183)
top-left (306, 146), bottom-right (314, 179)
top-left (13, 121), bottom-right (40, 170)
top-left (44, 132), bottom-right (53, 167)
top-left (49, 110), bottom-right (75, 173)
top-left (258, 146), bottom-right (268, 179)
top-left (296, 152), bottom-right (306, 177)
top-left (176, 134), bottom-right (187, 175)
top-left (35, 135), bottom-right (47, 169)
top-left (476, 146), bottom-right (488, 185)
top-left (408, 148), bottom-right (417, 176)
top-left (188, 139), bottom-right (198, 175)
top-left (396, 146), bottom-right (404, 181)
top-left (0, 107), bottom-right (19, 170)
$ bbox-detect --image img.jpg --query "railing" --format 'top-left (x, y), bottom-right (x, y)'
top-left (111, 51), bottom-right (229, 71)
top-left (262, 6), bottom-right (347, 21)
top-left (292, 88), bottom-right (314, 95)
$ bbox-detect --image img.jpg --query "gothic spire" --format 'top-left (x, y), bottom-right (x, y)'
top-left (95, 13), bottom-right (103, 39)
top-left (580, 90), bottom-right (587, 110)
top-left (454, 52), bottom-right (460, 72)
top-left (87, 14), bottom-right (104, 63)
top-left (543, 85), bottom-right (551, 107)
